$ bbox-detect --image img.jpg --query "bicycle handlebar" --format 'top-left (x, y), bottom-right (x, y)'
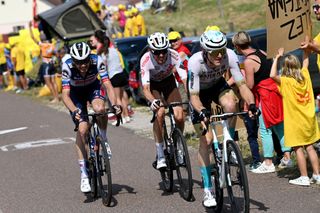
top-left (150, 102), bottom-right (189, 123)
top-left (74, 110), bottom-right (122, 132)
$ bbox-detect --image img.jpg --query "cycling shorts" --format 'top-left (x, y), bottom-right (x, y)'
top-left (69, 83), bottom-right (106, 123)
top-left (150, 74), bottom-right (177, 101)
top-left (40, 62), bottom-right (55, 77)
top-left (110, 72), bottom-right (128, 88)
top-left (190, 77), bottom-right (231, 124)
top-left (0, 63), bottom-right (7, 74)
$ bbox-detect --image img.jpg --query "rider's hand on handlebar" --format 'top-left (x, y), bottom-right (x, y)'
top-left (72, 108), bottom-right (81, 121)
top-left (248, 104), bottom-right (260, 118)
top-left (199, 108), bottom-right (210, 135)
top-left (150, 99), bottom-right (161, 112)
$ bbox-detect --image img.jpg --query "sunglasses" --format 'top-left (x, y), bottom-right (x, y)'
top-left (313, 4), bottom-right (320, 11)
top-left (169, 39), bottom-right (179, 44)
top-left (151, 49), bottom-right (168, 56)
top-left (208, 48), bottom-right (226, 57)
top-left (73, 57), bottom-right (90, 65)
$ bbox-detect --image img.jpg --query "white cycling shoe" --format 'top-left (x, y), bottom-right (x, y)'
top-left (203, 190), bottom-right (217, 208)
top-left (80, 177), bottom-right (91, 193)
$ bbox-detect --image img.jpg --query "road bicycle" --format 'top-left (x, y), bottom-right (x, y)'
top-left (205, 111), bottom-right (250, 213)
top-left (150, 102), bottom-right (193, 201)
top-left (74, 111), bottom-right (120, 207)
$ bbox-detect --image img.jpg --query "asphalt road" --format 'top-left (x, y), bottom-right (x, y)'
top-left (0, 91), bottom-right (320, 213)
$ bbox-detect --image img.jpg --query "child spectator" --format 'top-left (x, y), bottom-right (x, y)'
top-left (270, 46), bottom-right (320, 186)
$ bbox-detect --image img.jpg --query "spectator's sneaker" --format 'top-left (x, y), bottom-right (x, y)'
top-left (156, 158), bottom-right (167, 169)
top-left (128, 107), bottom-right (134, 117)
top-left (203, 190), bottom-right (217, 208)
top-left (251, 162), bottom-right (275, 174)
top-left (310, 174), bottom-right (320, 185)
top-left (15, 89), bottom-right (23, 94)
top-left (278, 157), bottom-right (293, 169)
top-left (249, 162), bottom-right (262, 171)
top-left (80, 177), bottom-right (91, 193)
top-left (124, 116), bottom-right (131, 123)
top-left (289, 176), bottom-right (310, 186)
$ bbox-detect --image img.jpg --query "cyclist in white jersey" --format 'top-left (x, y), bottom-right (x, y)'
top-left (140, 32), bottom-right (187, 169)
top-left (188, 30), bottom-right (257, 208)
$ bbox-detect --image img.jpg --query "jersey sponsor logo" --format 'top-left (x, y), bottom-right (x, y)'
top-left (200, 68), bottom-right (225, 80)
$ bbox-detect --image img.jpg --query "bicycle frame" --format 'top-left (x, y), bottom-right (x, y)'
top-left (211, 118), bottom-right (233, 188)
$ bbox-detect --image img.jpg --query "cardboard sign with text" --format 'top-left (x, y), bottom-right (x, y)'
top-left (266, 0), bottom-right (311, 58)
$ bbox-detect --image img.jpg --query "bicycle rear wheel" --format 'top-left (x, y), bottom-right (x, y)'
top-left (99, 139), bottom-right (112, 206)
top-left (172, 128), bottom-right (193, 201)
top-left (225, 140), bottom-right (249, 213)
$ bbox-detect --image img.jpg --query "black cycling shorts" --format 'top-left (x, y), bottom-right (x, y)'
top-left (0, 63), bottom-right (7, 74)
top-left (150, 74), bottom-right (177, 101)
top-left (110, 72), bottom-right (128, 88)
top-left (190, 77), bottom-right (231, 124)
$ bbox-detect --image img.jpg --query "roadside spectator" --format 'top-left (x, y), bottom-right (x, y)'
top-left (132, 7), bottom-right (146, 36)
top-left (30, 23), bottom-right (59, 103)
top-left (168, 31), bottom-right (191, 117)
top-left (270, 46), bottom-right (320, 186)
top-left (117, 4), bottom-right (127, 33)
top-left (3, 44), bottom-right (15, 91)
top-left (11, 41), bottom-right (28, 93)
top-left (123, 10), bottom-right (134, 37)
top-left (94, 31), bottom-right (131, 123)
top-left (0, 36), bottom-right (7, 89)
top-left (232, 31), bottom-right (292, 173)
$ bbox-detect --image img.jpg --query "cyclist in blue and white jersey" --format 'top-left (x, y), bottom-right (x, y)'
top-left (188, 30), bottom-right (257, 207)
top-left (61, 42), bottom-right (121, 193)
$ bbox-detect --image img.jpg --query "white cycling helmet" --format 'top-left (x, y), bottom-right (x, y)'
top-left (147, 32), bottom-right (169, 50)
top-left (200, 30), bottom-right (227, 53)
top-left (70, 42), bottom-right (91, 61)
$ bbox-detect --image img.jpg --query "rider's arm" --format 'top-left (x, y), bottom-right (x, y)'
top-left (61, 64), bottom-right (77, 112)
top-left (228, 49), bottom-right (255, 105)
top-left (188, 57), bottom-right (205, 112)
top-left (140, 53), bottom-right (157, 102)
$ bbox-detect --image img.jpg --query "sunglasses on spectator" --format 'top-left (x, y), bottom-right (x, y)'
top-left (208, 48), bottom-right (226, 57)
top-left (169, 39), bottom-right (179, 44)
top-left (73, 57), bottom-right (90, 65)
top-left (313, 4), bottom-right (320, 11)
top-left (151, 49), bottom-right (168, 56)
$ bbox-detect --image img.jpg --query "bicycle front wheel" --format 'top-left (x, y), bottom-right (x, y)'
top-left (99, 140), bottom-right (112, 206)
top-left (88, 158), bottom-right (98, 198)
top-left (225, 140), bottom-right (250, 213)
top-left (172, 128), bottom-right (193, 201)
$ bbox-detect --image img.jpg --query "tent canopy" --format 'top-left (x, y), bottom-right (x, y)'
top-left (38, 0), bottom-right (106, 41)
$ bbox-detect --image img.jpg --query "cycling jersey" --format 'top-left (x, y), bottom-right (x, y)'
top-left (140, 49), bottom-right (187, 85)
top-left (61, 54), bottom-right (109, 91)
top-left (188, 48), bottom-right (243, 94)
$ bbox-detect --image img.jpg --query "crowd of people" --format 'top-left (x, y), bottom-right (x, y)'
top-left (87, 1), bottom-right (147, 39)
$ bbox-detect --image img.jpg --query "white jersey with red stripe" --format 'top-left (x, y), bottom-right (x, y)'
top-left (140, 49), bottom-right (187, 85)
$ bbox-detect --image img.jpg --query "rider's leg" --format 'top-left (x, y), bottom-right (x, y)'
top-left (76, 121), bottom-right (89, 178)
top-left (92, 98), bottom-right (108, 141)
top-left (219, 90), bottom-right (238, 139)
top-left (166, 87), bottom-right (184, 132)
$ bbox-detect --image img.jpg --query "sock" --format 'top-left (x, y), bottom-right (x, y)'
top-left (156, 142), bottom-right (164, 160)
top-left (99, 128), bottom-right (107, 141)
top-left (79, 159), bottom-right (88, 179)
top-left (229, 127), bottom-right (235, 140)
top-left (200, 166), bottom-right (212, 189)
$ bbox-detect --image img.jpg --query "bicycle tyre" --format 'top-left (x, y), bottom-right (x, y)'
top-left (88, 158), bottom-right (98, 198)
top-left (99, 139), bottom-right (113, 206)
top-left (160, 148), bottom-right (174, 192)
top-left (211, 159), bottom-right (223, 212)
top-left (225, 140), bottom-right (250, 213)
top-left (172, 128), bottom-right (193, 201)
